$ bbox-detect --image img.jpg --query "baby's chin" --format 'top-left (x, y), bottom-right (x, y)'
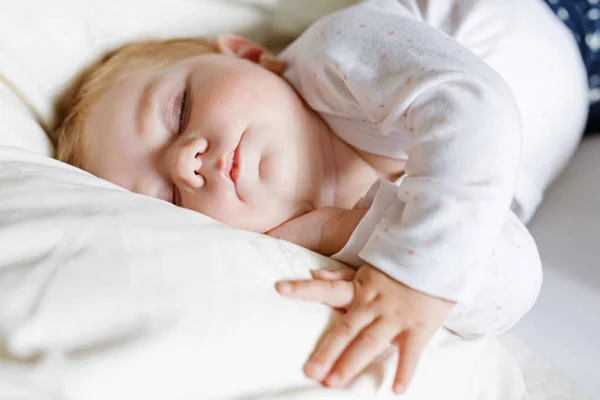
top-left (209, 207), bottom-right (289, 234)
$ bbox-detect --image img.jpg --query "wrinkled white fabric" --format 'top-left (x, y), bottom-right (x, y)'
top-left (0, 147), bottom-right (529, 400)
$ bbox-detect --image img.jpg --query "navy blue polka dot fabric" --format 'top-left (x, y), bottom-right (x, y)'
top-left (543, 0), bottom-right (600, 134)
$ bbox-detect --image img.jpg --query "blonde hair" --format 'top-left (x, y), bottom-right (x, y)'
top-left (51, 37), bottom-right (217, 169)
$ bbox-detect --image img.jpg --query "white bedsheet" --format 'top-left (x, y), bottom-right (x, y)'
top-left (0, 147), bottom-right (530, 400)
top-left (513, 137), bottom-right (600, 400)
top-left (501, 334), bottom-right (590, 400)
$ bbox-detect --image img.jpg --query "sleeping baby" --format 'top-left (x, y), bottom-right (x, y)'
top-left (52, 0), bottom-right (591, 394)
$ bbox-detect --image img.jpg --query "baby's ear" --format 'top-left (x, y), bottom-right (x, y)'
top-left (216, 34), bottom-right (268, 62)
top-left (216, 34), bottom-right (287, 75)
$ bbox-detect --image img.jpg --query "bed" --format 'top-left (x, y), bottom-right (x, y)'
top-left (0, 0), bottom-right (595, 399)
top-left (512, 135), bottom-right (600, 400)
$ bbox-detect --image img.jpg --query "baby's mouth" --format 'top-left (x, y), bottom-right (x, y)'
top-left (230, 144), bottom-right (241, 184)
top-left (220, 150), bottom-right (235, 181)
top-left (219, 130), bottom-right (246, 199)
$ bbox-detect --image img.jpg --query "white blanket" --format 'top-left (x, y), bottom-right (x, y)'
top-left (0, 147), bottom-right (527, 399)
top-left (0, 0), bottom-right (529, 398)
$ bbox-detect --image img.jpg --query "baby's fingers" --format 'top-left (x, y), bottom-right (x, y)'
top-left (324, 319), bottom-right (398, 388)
top-left (305, 307), bottom-right (374, 382)
top-left (276, 279), bottom-right (354, 309)
top-left (393, 331), bottom-right (428, 394)
top-left (312, 268), bottom-right (356, 281)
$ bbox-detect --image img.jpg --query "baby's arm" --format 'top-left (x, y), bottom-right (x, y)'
top-left (281, 0), bottom-right (522, 304)
top-left (267, 207), bottom-right (367, 256)
top-left (278, 0), bottom-right (523, 393)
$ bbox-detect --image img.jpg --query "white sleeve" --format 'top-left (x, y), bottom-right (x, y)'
top-left (280, 0), bottom-right (522, 303)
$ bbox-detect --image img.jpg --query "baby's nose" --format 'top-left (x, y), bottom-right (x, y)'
top-left (172, 137), bottom-right (208, 189)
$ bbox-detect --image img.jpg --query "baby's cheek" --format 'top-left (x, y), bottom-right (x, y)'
top-left (188, 196), bottom-right (260, 231)
top-left (181, 192), bottom-right (229, 220)
top-left (182, 186), bottom-right (293, 233)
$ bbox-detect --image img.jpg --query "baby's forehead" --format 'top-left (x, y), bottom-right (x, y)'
top-left (112, 42), bottom-right (217, 80)
top-left (113, 57), bottom-right (166, 83)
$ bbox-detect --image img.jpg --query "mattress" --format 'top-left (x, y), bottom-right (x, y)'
top-left (502, 333), bottom-right (590, 400)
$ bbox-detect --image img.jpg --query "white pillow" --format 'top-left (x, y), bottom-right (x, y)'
top-left (271, 0), bottom-right (356, 38)
top-left (0, 147), bottom-right (527, 399)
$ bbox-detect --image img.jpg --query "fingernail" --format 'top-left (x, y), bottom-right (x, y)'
top-left (277, 282), bottom-right (292, 294)
top-left (394, 384), bottom-right (405, 394)
top-left (313, 270), bottom-right (328, 278)
top-left (326, 373), bottom-right (340, 387)
top-left (305, 361), bottom-right (326, 380)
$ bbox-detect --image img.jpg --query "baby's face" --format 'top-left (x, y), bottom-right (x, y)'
top-left (82, 40), bottom-right (330, 233)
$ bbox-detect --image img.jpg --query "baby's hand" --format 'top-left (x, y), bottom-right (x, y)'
top-left (276, 265), bottom-right (455, 394)
top-left (267, 207), bottom-right (367, 256)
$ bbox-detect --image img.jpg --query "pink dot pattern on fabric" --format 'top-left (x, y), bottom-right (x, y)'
top-left (380, 54), bottom-right (387, 61)
top-left (379, 104), bottom-right (385, 108)
top-left (408, 249), bottom-right (415, 256)
top-left (388, 31), bottom-right (395, 36)
top-left (360, 24), bottom-right (367, 28)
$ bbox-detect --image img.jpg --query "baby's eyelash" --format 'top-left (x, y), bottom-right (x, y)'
top-left (178, 88), bottom-right (189, 134)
